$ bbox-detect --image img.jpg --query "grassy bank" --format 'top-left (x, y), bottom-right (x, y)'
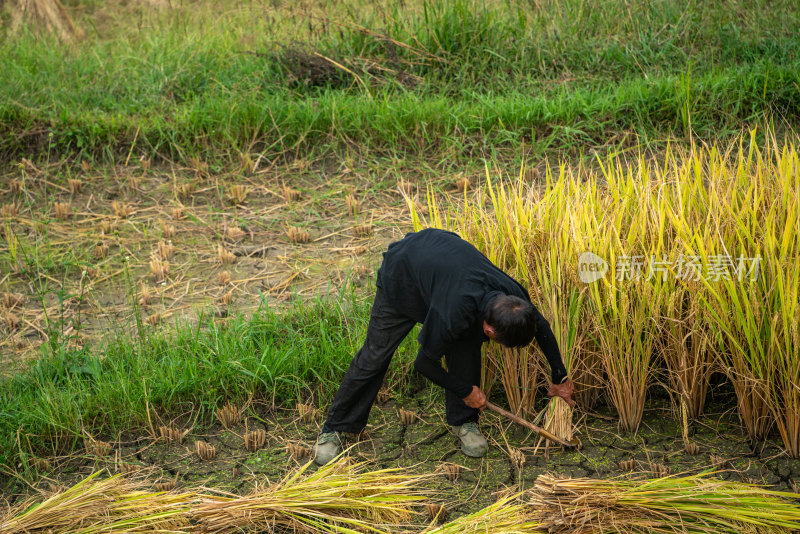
top-left (2, 0), bottom-right (799, 165)
top-left (0, 291), bottom-right (417, 474)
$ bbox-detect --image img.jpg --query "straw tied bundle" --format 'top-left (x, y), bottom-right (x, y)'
top-left (529, 473), bottom-right (800, 534)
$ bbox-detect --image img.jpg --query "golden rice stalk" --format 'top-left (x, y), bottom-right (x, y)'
top-left (422, 493), bottom-right (540, 533)
top-left (398, 179), bottom-right (414, 196)
top-left (125, 177), bottom-right (140, 194)
top-left (529, 473), bottom-right (800, 534)
top-left (2, 311), bottom-right (20, 331)
top-left (228, 184), bottom-right (250, 205)
top-left (619, 459), bottom-right (636, 472)
top-left (286, 226), bottom-right (310, 244)
top-left (509, 447), bottom-right (526, 470)
top-left (99, 219), bottom-right (117, 235)
top-left (215, 402), bottom-right (240, 429)
top-left (217, 244), bottom-right (236, 264)
top-left (218, 270), bottom-right (232, 286)
top-left (156, 240), bottom-right (174, 260)
top-left (345, 193), bottom-right (361, 215)
top-left (353, 223), bottom-right (372, 237)
top-left (29, 457), bottom-right (51, 472)
top-left (239, 152), bottom-right (254, 175)
top-left (195, 441), bottom-right (216, 460)
top-left (224, 224), bottom-right (246, 242)
top-left (281, 185), bottom-right (301, 202)
top-left (93, 242), bottom-right (108, 260)
top-left (398, 408), bottom-right (417, 426)
top-left (1, 292), bottom-right (25, 309)
top-left (1, 202), bottom-right (20, 218)
top-left (425, 502), bottom-right (449, 523)
top-left (540, 397), bottom-right (573, 449)
top-left (441, 463), bottom-right (460, 482)
top-left (286, 442), bottom-right (309, 460)
top-left (486, 344), bottom-right (540, 420)
top-left (84, 438), bottom-right (112, 457)
top-left (454, 176), bottom-right (471, 193)
top-left (159, 425), bottom-right (189, 443)
top-left (155, 476), bottom-right (178, 493)
top-left (111, 201), bottom-right (133, 218)
top-left (189, 158), bottom-right (208, 176)
top-left (376, 387), bottom-right (391, 404)
top-left (0, 471), bottom-right (193, 534)
top-left (159, 219), bottom-right (175, 239)
top-left (297, 402), bottom-right (319, 423)
top-left (68, 179), bottom-right (82, 194)
top-left (138, 282), bottom-right (151, 307)
top-left (663, 287), bottom-right (713, 419)
top-left (191, 458), bottom-right (425, 533)
top-left (149, 256), bottom-right (169, 282)
top-left (710, 454), bottom-right (728, 469)
top-left (7, 0), bottom-right (83, 42)
top-left (244, 429), bottom-right (266, 452)
top-left (53, 201), bottom-right (70, 220)
top-left (217, 290), bottom-right (233, 306)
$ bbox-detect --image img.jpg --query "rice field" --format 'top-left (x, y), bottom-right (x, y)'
top-left (410, 135), bottom-right (800, 458)
top-left (2, 0), bottom-right (800, 532)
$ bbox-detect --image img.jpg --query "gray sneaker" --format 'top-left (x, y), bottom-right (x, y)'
top-left (313, 431), bottom-right (341, 465)
top-left (452, 421), bottom-right (488, 457)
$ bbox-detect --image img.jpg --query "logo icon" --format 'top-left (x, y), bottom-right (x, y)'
top-left (578, 252), bottom-right (608, 283)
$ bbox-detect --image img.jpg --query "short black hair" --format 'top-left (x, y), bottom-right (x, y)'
top-left (484, 295), bottom-right (536, 347)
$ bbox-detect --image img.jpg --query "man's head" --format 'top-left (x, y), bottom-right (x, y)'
top-left (483, 294), bottom-right (536, 347)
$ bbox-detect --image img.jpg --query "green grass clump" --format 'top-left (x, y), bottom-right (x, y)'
top-left (1, 0), bottom-right (799, 165)
top-left (0, 292), bottom-right (415, 476)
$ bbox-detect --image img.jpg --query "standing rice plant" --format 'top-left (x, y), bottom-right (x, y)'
top-left (0, 471), bottom-right (194, 534)
top-left (407, 135), bottom-right (799, 450)
top-left (660, 284), bottom-right (714, 419)
top-left (191, 457), bottom-right (426, 533)
top-left (690, 137), bottom-right (800, 453)
top-left (529, 472), bottom-right (800, 533)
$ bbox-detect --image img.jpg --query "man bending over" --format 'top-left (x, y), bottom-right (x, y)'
top-left (314, 228), bottom-right (575, 464)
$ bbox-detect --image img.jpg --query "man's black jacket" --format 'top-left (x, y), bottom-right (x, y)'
top-left (376, 228), bottom-right (567, 399)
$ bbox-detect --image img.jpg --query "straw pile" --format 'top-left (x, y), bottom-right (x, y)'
top-left (421, 493), bottom-right (541, 534)
top-left (0, 471), bottom-right (193, 534)
top-left (529, 473), bottom-right (800, 534)
top-left (191, 457), bottom-right (426, 533)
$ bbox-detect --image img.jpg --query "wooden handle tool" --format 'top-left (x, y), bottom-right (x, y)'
top-left (486, 401), bottom-right (580, 449)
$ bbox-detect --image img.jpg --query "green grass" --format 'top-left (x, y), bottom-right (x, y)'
top-left (0, 289), bottom-right (417, 479)
top-left (1, 0), bottom-right (799, 165)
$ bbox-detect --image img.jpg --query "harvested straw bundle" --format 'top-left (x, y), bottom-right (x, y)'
top-left (422, 493), bottom-right (541, 534)
top-left (192, 457), bottom-right (425, 533)
top-left (0, 471), bottom-right (193, 534)
top-left (529, 473), bottom-right (800, 534)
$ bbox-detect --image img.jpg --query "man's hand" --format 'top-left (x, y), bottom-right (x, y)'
top-left (547, 377), bottom-right (576, 408)
top-left (463, 385), bottom-right (487, 410)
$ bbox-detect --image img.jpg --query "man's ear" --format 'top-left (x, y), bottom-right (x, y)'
top-left (483, 321), bottom-right (497, 339)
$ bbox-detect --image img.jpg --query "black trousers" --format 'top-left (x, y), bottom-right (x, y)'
top-left (323, 286), bottom-right (481, 433)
